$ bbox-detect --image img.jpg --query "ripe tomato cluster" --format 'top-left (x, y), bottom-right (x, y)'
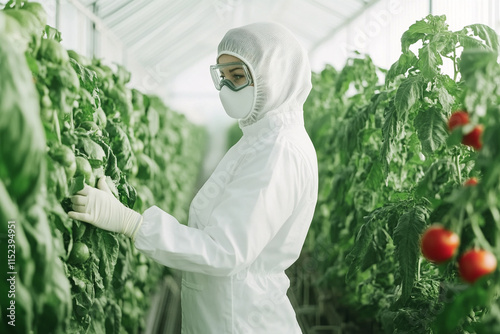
top-left (448, 111), bottom-right (483, 150)
top-left (426, 111), bottom-right (496, 283)
top-left (420, 225), bottom-right (497, 283)
top-left (464, 177), bottom-right (478, 186)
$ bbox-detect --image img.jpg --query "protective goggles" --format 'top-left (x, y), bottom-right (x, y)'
top-left (210, 62), bottom-right (253, 91)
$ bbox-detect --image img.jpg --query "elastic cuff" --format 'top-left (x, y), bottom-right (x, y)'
top-left (129, 215), bottom-right (143, 241)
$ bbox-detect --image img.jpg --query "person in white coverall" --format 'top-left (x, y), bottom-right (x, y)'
top-left (68, 22), bottom-right (318, 334)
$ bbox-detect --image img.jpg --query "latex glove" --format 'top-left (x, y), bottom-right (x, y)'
top-left (68, 177), bottom-right (143, 240)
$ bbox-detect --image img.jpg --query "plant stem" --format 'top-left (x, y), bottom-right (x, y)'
top-left (417, 257), bottom-right (422, 281)
top-left (467, 203), bottom-right (492, 251)
top-left (455, 154), bottom-right (461, 184)
top-left (453, 48), bottom-right (458, 81)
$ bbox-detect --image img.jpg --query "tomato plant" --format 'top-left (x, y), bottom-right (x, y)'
top-left (421, 225), bottom-right (460, 263)
top-left (300, 13), bottom-right (500, 334)
top-left (458, 249), bottom-right (497, 283)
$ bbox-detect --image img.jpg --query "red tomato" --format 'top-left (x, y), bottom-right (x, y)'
top-left (464, 177), bottom-right (478, 186)
top-left (458, 249), bottom-right (497, 283)
top-left (448, 111), bottom-right (469, 131)
top-left (421, 225), bottom-right (460, 263)
top-left (462, 125), bottom-right (483, 150)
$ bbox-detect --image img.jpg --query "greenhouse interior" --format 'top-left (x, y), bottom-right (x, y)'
top-left (2, 0), bottom-right (500, 333)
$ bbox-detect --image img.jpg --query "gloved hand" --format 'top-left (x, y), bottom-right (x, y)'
top-left (68, 177), bottom-right (143, 240)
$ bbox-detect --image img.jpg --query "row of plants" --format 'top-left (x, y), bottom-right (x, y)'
top-left (301, 15), bottom-right (500, 333)
top-left (0, 1), bottom-right (205, 333)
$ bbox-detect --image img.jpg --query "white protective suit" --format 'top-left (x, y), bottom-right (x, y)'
top-left (134, 22), bottom-right (318, 333)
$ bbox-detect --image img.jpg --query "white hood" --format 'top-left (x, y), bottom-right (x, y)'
top-left (216, 22), bottom-right (312, 126)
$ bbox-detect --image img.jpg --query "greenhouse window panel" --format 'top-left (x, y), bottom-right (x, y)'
top-left (120, 0), bottom-right (194, 37)
top-left (121, 0), bottom-right (201, 47)
top-left (307, 0), bottom-right (348, 19)
top-left (144, 24), bottom-right (221, 66)
top-left (138, 31), bottom-right (217, 71)
top-left (126, 1), bottom-right (214, 53)
top-left (120, 3), bottom-right (186, 45)
top-left (307, 0), bottom-right (365, 17)
top-left (308, 0), bottom-right (383, 53)
top-left (105, 0), bottom-right (155, 28)
top-left (100, 0), bottom-right (135, 19)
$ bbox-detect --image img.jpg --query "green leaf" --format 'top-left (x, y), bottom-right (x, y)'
top-left (408, 18), bottom-right (435, 34)
top-left (400, 15), bottom-right (448, 52)
top-left (464, 24), bottom-right (499, 51)
top-left (79, 136), bottom-right (106, 167)
top-left (338, 105), bottom-right (370, 154)
top-left (394, 205), bottom-right (429, 303)
top-left (386, 51), bottom-right (418, 84)
top-left (434, 84), bottom-right (455, 114)
top-left (418, 41), bottom-right (443, 79)
top-left (104, 300), bottom-right (122, 334)
top-left (97, 232), bottom-right (119, 289)
top-left (44, 25), bottom-right (62, 42)
top-left (91, 253), bottom-right (105, 294)
top-left (414, 105), bottom-right (448, 154)
top-left (113, 63), bottom-right (131, 85)
top-left (106, 120), bottom-right (134, 172)
top-left (118, 175), bottom-right (137, 209)
top-left (458, 35), bottom-right (489, 50)
top-left (475, 303), bottom-right (500, 334)
top-left (69, 58), bottom-right (97, 92)
top-left (95, 138), bottom-right (121, 181)
top-left (46, 157), bottom-right (69, 201)
top-left (365, 160), bottom-right (385, 190)
top-left (395, 75), bottom-right (423, 117)
top-left (38, 259), bottom-right (72, 333)
top-left (415, 159), bottom-right (454, 198)
top-left (346, 205), bottom-right (397, 281)
top-left (381, 99), bottom-right (398, 170)
top-left (136, 153), bottom-right (160, 180)
top-left (445, 127), bottom-right (465, 147)
top-left (431, 284), bottom-right (491, 333)
top-left (360, 240), bottom-right (379, 271)
top-left (401, 20), bottom-right (430, 52)
top-left (428, 14), bottom-right (449, 33)
top-left (346, 217), bottom-right (378, 282)
top-left (147, 106), bottom-right (160, 138)
top-left (69, 175), bottom-right (85, 195)
top-left (0, 33), bottom-right (45, 205)
top-left (459, 48), bottom-right (498, 81)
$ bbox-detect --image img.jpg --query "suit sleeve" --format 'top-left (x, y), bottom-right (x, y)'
top-left (133, 140), bottom-right (305, 276)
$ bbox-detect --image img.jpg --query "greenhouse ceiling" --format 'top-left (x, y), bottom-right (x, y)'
top-left (73, 0), bottom-right (381, 81)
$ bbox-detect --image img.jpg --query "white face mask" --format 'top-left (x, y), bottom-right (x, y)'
top-left (219, 85), bottom-right (255, 119)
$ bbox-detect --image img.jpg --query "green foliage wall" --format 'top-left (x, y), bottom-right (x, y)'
top-left (0, 2), bottom-right (205, 333)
